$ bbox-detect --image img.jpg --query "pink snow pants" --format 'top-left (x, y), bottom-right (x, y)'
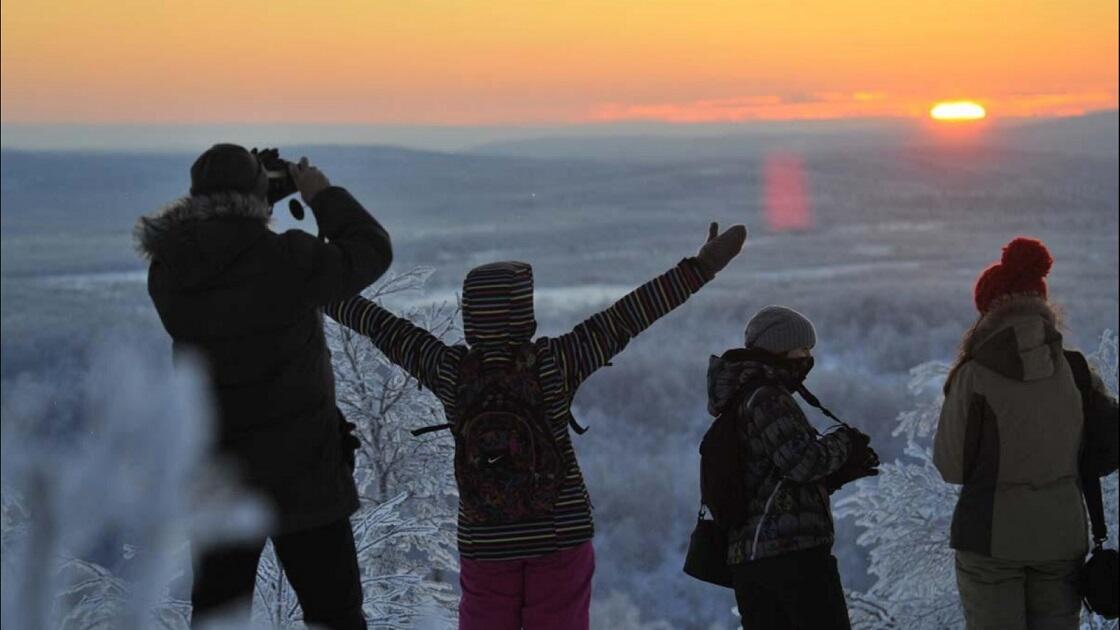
top-left (458, 542), bottom-right (594, 630)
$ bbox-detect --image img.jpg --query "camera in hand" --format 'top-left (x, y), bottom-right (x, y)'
top-left (252, 148), bottom-right (305, 220)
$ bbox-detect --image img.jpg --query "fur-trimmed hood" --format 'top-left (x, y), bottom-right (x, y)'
top-left (134, 192), bottom-right (272, 287)
top-left (135, 192), bottom-right (271, 259)
top-left (965, 295), bottom-right (1063, 382)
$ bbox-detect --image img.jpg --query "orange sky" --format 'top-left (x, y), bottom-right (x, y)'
top-left (1, 0), bottom-right (1117, 125)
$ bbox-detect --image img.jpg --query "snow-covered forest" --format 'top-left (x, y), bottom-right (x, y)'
top-left (2, 131), bottom-right (1118, 628)
top-left (3, 288), bottom-right (1116, 629)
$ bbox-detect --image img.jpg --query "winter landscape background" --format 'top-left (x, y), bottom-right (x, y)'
top-left (2, 112), bottom-right (1118, 629)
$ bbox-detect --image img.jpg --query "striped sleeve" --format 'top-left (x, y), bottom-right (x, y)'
top-left (545, 257), bottom-right (710, 393)
top-left (325, 296), bottom-right (453, 394)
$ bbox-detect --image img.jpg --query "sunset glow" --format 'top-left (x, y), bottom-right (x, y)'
top-left (930, 102), bottom-right (987, 121)
top-left (1, 1), bottom-right (1116, 125)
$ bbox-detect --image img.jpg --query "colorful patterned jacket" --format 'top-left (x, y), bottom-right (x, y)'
top-left (326, 258), bottom-right (710, 560)
top-left (706, 350), bottom-right (853, 564)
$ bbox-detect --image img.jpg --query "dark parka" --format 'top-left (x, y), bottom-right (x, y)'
top-left (135, 187), bottom-right (392, 533)
top-left (706, 350), bottom-right (853, 564)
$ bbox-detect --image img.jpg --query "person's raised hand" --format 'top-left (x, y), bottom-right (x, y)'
top-left (696, 222), bottom-right (748, 275)
top-left (289, 157), bottom-right (331, 205)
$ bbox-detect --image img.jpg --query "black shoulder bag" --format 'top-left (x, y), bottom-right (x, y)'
top-left (683, 383), bottom-right (756, 588)
top-left (1066, 350), bottom-right (1119, 620)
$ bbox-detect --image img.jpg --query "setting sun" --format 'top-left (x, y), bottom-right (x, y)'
top-left (930, 101), bottom-right (988, 121)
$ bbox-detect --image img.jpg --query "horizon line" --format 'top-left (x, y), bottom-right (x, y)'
top-left (1, 110), bottom-right (1116, 155)
top-left (3, 108), bottom-right (1118, 129)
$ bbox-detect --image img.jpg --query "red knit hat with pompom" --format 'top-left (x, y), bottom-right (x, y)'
top-left (974, 237), bottom-right (1054, 314)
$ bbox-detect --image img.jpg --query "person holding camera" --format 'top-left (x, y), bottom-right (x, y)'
top-left (703, 306), bottom-right (879, 629)
top-left (135, 143), bottom-right (392, 629)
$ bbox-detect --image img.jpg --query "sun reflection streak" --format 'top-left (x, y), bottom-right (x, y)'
top-left (763, 154), bottom-right (812, 232)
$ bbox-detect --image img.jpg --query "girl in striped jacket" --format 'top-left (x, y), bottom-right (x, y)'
top-left (326, 222), bottom-right (746, 630)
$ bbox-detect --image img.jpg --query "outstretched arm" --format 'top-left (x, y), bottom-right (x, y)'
top-left (326, 296), bottom-right (452, 393)
top-left (547, 222), bottom-right (746, 393)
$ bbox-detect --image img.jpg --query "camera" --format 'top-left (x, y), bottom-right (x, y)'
top-left (252, 148), bottom-right (305, 220)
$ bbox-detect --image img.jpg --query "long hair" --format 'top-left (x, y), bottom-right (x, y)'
top-left (943, 294), bottom-right (1065, 394)
top-left (945, 315), bottom-right (983, 395)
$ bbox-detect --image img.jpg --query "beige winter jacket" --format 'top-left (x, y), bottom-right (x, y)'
top-left (934, 296), bottom-right (1088, 562)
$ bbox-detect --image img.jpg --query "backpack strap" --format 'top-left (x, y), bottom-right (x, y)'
top-left (721, 380), bottom-right (757, 420)
top-left (411, 423), bottom-right (452, 437)
top-left (1065, 350), bottom-right (1108, 548)
top-left (411, 343), bottom-right (591, 437)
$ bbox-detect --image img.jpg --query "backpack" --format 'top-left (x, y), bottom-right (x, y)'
top-left (1066, 350), bottom-right (1119, 620)
top-left (1065, 350), bottom-right (1120, 478)
top-left (444, 343), bottom-right (566, 526)
top-left (698, 382), bottom-right (757, 528)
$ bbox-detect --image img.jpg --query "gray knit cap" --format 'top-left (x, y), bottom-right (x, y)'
top-left (744, 306), bottom-right (817, 354)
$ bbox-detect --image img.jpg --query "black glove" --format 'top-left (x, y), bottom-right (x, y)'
top-left (847, 427), bottom-right (880, 468)
top-left (824, 462), bottom-right (879, 494)
top-left (825, 426), bottom-right (880, 493)
top-left (696, 222), bottom-right (747, 276)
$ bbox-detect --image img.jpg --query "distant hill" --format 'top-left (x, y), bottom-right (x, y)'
top-left (467, 111), bottom-right (1119, 162)
top-left (990, 110), bottom-right (1119, 157)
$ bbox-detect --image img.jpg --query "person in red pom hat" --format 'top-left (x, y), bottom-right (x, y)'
top-left (935, 236), bottom-right (1119, 629)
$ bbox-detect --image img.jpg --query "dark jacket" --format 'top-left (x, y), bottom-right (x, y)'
top-left (135, 187), bottom-right (392, 533)
top-left (934, 296), bottom-right (1107, 561)
top-left (706, 350), bottom-right (852, 564)
top-left (326, 258), bottom-right (712, 560)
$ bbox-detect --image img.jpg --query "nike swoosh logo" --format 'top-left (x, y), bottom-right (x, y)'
top-left (487, 456), bottom-right (502, 464)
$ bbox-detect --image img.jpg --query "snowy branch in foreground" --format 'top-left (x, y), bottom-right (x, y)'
top-left (257, 267), bottom-right (461, 629)
top-left (1, 344), bottom-right (268, 630)
top-left (1, 269), bottom-right (462, 630)
top-left (335, 268), bottom-right (461, 626)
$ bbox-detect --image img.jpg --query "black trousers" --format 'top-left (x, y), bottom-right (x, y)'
top-left (191, 518), bottom-right (366, 630)
top-left (732, 545), bottom-right (851, 630)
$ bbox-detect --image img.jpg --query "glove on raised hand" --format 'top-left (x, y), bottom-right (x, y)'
top-left (696, 222), bottom-right (748, 276)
